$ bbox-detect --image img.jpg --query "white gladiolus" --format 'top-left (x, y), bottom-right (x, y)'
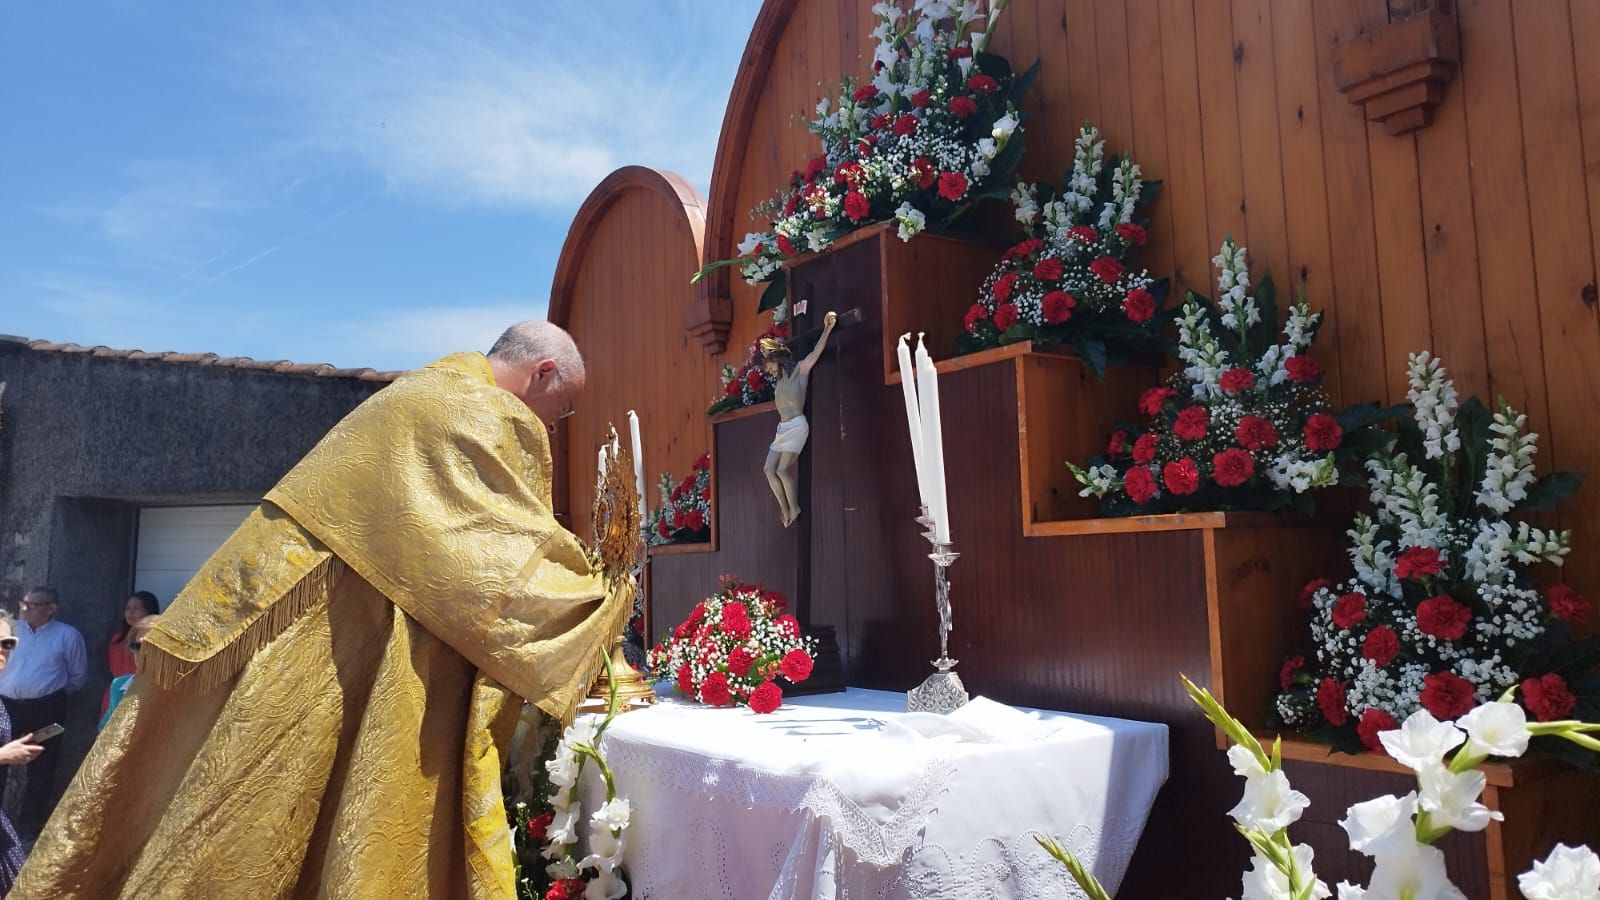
top-left (1336, 884), bottom-right (1367, 900)
top-left (1227, 744), bottom-right (1268, 781)
top-left (1368, 843), bottom-right (1466, 900)
top-left (1456, 701), bottom-right (1531, 760)
top-left (1238, 847), bottom-right (1330, 900)
top-left (1228, 769), bottom-right (1310, 832)
top-left (1076, 463), bottom-right (1119, 498)
top-left (546, 859), bottom-right (580, 880)
top-left (1416, 765), bottom-right (1501, 833)
top-left (593, 797), bottom-right (632, 832)
top-left (992, 112), bottom-right (1018, 142)
top-left (582, 826), bottom-right (623, 868)
top-left (584, 866), bottom-right (629, 900)
top-left (544, 805), bottom-right (581, 851)
top-left (1519, 844), bottom-right (1600, 900)
top-left (1378, 710), bottom-right (1465, 773)
top-left (1340, 792), bottom-right (1419, 858)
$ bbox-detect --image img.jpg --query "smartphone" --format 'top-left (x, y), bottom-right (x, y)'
top-left (28, 723), bottom-right (63, 743)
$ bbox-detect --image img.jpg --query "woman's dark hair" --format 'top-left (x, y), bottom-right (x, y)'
top-left (117, 590), bottom-right (161, 640)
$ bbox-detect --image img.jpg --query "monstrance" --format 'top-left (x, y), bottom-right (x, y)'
top-left (582, 425), bottom-right (656, 711)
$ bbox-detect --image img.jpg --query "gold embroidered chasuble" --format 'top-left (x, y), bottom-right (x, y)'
top-left (15, 352), bottom-right (630, 899)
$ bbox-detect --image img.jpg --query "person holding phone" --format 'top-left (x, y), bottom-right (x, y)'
top-left (0, 611), bottom-right (45, 892)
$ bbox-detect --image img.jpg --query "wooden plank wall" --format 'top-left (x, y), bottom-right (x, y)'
top-left (702, 0), bottom-right (1600, 600)
top-left (553, 180), bottom-right (718, 541)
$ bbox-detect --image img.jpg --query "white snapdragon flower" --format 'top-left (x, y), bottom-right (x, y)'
top-left (1229, 769), bottom-right (1310, 832)
top-left (1177, 297), bottom-right (1228, 399)
top-left (1378, 709), bottom-right (1465, 773)
top-left (1340, 792), bottom-right (1419, 858)
top-left (1097, 157), bottom-right (1143, 228)
top-left (1064, 125), bottom-right (1104, 215)
top-left (1076, 463), bottom-right (1119, 499)
top-left (894, 202), bottom-right (927, 241)
top-left (1212, 239), bottom-right (1260, 332)
top-left (1519, 844), bottom-right (1600, 900)
top-left (1475, 407), bottom-right (1538, 514)
top-left (1011, 181), bottom-right (1038, 226)
top-left (1407, 352), bottom-right (1461, 460)
top-left (1417, 765), bottom-right (1501, 833)
top-left (1456, 701), bottom-right (1531, 760)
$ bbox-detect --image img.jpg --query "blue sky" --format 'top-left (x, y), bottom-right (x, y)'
top-left (2, 1), bottom-right (761, 371)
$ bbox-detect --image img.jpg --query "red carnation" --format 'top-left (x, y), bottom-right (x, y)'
top-left (1123, 465), bottom-right (1158, 504)
top-left (1042, 290), bottom-right (1076, 324)
top-left (1138, 386), bottom-right (1177, 417)
top-left (853, 84), bottom-right (879, 102)
top-left (1420, 671), bottom-right (1476, 720)
top-left (1173, 406), bottom-right (1210, 441)
top-left (1331, 592), bottom-right (1367, 629)
top-left (938, 171), bottom-right (969, 202)
top-left (1212, 448), bottom-right (1255, 488)
top-left (1548, 584), bottom-right (1592, 624)
top-left (911, 89), bottom-right (932, 108)
top-left (748, 680), bottom-right (783, 714)
top-left (947, 45), bottom-right (972, 59)
top-left (1107, 430), bottom-right (1128, 458)
top-left (869, 114), bottom-right (891, 131)
top-left (1357, 708), bottom-right (1399, 753)
top-left (1279, 655), bottom-right (1304, 691)
top-left (967, 73), bottom-right (1000, 94)
top-left (727, 645), bottom-right (756, 677)
top-left (949, 95), bottom-right (978, 118)
top-left (992, 272), bottom-right (1019, 302)
top-left (1286, 355), bottom-right (1323, 383)
top-left (803, 155), bottom-right (828, 181)
top-left (833, 161), bottom-right (864, 184)
top-left (893, 114), bottom-right (918, 137)
top-left (963, 303), bottom-right (988, 332)
top-left (1416, 595), bottom-right (1472, 641)
top-left (1395, 546), bottom-right (1445, 581)
top-left (1122, 287), bottom-right (1156, 323)
top-left (1362, 625), bottom-right (1401, 667)
top-left (1033, 257), bottom-right (1065, 281)
top-left (1219, 367), bottom-right (1256, 393)
top-left (1132, 433), bottom-right (1158, 464)
top-left (745, 368), bottom-right (765, 391)
top-left (658, 518), bottom-right (674, 540)
top-left (1298, 577), bottom-right (1332, 611)
top-left (1303, 413), bottom-right (1343, 451)
top-left (1317, 677), bottom-right (1349, 726)
top-left (546, 878), bottom-right (586, 900)
top-left (844, 190), bottom-right (871, 222)
top-left (1522, 673), bottom-right (1577, 722)
top-left (781, 648), bottom-right (814, 683)
top-left (1163, 457), bottom-right (1200, 495)
top-left (700, 671), bottom-right (733, 707)
top-left (1089, 256), bottom-right (1125, 283)
top-left (721, 603), bottom-right (752, 640)
top-left (686, 510), bottom-right (705, 535)
top-left (992, 304), bottom-right (1019, 332)
top-left (676, 663), bottom-right (693, 694)
top-left (526, 810), bottom-right (554, 841)
top-left (1067, 225), bottom-right (1098, 243)
top-left (1005, 238), bottom-right (1045, 261)
top-left (1234, 415), bottom-right (1280, 451)
top-left (776, 614), bottom-right (801, 638)
top-left (911, 157), bottom-right (937, 189)
top-left (1115, 222), bottom-right (1147, 246)
top-left (672, 508), bottom-right (687, 529)
top-left (694, 453), bottom-right (711, 470)
top-left (784, 192), bottom-right (801, 215)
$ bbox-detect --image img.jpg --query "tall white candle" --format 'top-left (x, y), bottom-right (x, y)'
top-left (896, 334), bottom-right (929, 509)
top-left (597, 444), bottom-right (609, 492)
top-left (914, 335), bottom-right (950, 542)
top-left (628, 410), bottom-right (647, 518)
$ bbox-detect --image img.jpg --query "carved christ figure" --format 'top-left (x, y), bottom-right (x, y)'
top-left (761, 310), bottom-right (837, 527)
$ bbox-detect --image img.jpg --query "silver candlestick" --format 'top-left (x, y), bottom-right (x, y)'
top-left (907, 506), bottom-right (969, 714)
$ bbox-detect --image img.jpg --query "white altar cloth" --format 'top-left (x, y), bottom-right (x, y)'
top-left (579, 687), bottom-right (1168, 900)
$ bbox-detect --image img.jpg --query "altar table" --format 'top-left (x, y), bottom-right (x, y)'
top-left (579, 687), bottom-right (1168, 900)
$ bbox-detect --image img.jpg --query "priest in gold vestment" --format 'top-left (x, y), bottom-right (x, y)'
top-left (15, 322), bottom-right (631, 899)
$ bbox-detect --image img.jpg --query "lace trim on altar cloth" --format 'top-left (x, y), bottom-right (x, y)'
top-left (601, 737), bottom-right (957, 868)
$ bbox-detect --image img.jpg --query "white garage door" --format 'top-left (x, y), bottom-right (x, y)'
top-left (133, 504), bottom-right (257, 605)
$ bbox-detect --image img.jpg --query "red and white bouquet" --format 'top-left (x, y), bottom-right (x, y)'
top-left (1069, 239), bottom-right (1391, 514)
top-left (648, 577), bottom-right (817, 714)
top-left (708, 322), bottom-right (787, 416)
top-left (1274, 352), bottom-right (1599, 755)
top-left (957, 123), bottom-right (1170, 375)
top-left (693, 0), bottom-right (1033, 313)
top-left (646, 453), bottom-right (712, 546)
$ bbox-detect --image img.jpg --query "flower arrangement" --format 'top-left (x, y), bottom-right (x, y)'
top-left (645, 453), bottom-right (712, 546)
top-left (708, 323), bottom-right (788, 417)
top-left (1274, 352), bottom-right (1599, 756)
top-left (692, 0), bottom-right (1035, 314)
top-left (1043, 676), bottom-right (1600, 900)
top-left (647, 577), bottom-right (817, 714)
top-left (1069, 239), bottom-right (1393, 515)
top-left (508, 653), bottom-right (633, 900)
top-left (956, 123), bottom-right (1170, 375)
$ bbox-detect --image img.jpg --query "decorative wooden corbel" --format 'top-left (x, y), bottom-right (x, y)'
top-left (1331, 1), bottom-right (1460, 136)
top-left (683, 289), bottom-right (733, 355)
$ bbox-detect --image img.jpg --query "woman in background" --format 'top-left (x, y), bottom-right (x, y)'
top-left (102, 592), bottom-right (158, 717)
top-left (0, 611), bottom-right (44, 892)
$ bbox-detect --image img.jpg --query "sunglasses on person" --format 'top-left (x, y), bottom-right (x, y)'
top-left (0, 637), bottom-right (18, 651)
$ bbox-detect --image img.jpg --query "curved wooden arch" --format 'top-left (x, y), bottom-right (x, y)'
top-left (684, 0), bottom-right (801, 354)
top-left (549, 165), bottom-right (707, 330)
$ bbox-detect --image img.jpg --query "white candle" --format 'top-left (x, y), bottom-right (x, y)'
top-left (914, 335), bottom-right (950, 542)
top-left (897, 334), bottom-right (929, 511)
top-left (628, 410), bottom-right (647, 518)
top-left (597, 444), bottom-right (609, 492)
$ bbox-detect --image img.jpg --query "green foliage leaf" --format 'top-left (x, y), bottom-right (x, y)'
top-left (1455, 396), bottom-right (1493, 494)
top-left (757, 270), bottom-right (788, 313)
top-left (999, 322), bottom-right (1038, 345)
top-left (1523, 471), bottom-right (1584, 511)
top-left (690, 257), bottom-right (747, 285)
top-left (974, 50), bottom-right (1014, 82)
top-left (1253, 275), bottom-right (1278, 354)
top-left (1009, 58), bottom-right (1041, 103)
top-left (988, 133), bottom-right (1029, 188)
top-left (1035, 836), bottom-right (1115, 900)
top-left (1070, 332), bottom-right (1110, 380)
